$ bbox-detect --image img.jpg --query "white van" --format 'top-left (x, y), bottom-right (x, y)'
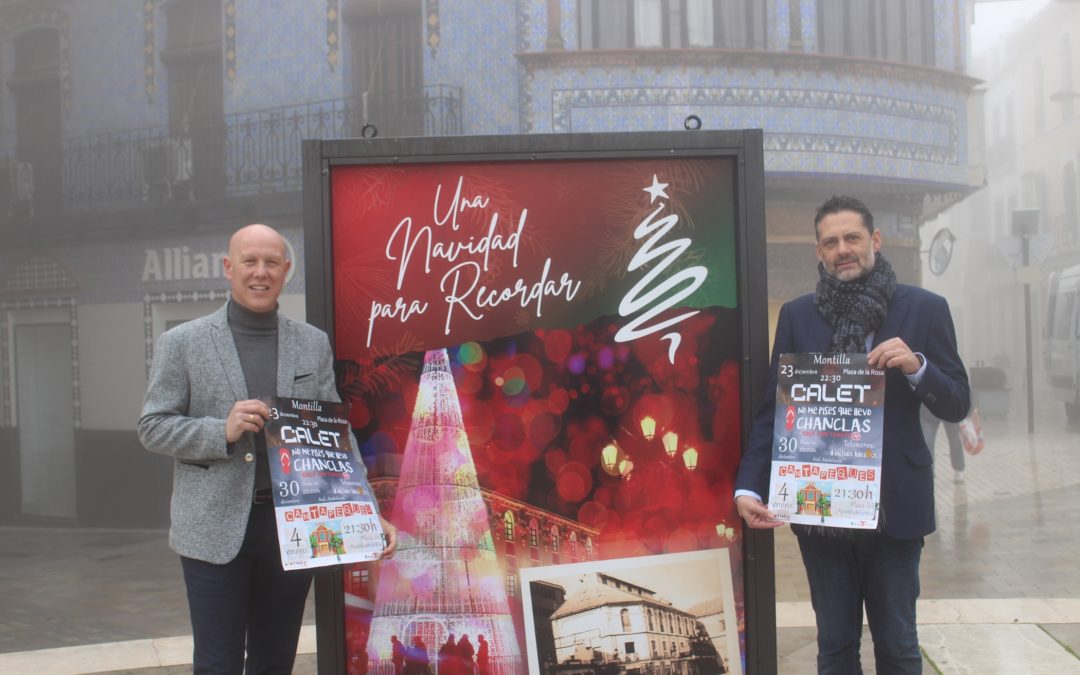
top-left (1044, 262), bottom-right (1080, 420)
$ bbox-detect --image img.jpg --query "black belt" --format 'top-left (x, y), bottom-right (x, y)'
top-left (253, 488), bottom-right (274, 504)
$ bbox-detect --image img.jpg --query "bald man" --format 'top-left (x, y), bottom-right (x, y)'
top-left (139, 224), bottom-right (396, 675)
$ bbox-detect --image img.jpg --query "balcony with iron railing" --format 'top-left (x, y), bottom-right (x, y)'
top-left (0, 85), bottom-right (461, 219)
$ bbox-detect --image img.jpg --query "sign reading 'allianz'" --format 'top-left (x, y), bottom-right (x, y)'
top-left (141, 237), bottom-right (297, 283)
top-left (142, 247), bottom-right (227, 282)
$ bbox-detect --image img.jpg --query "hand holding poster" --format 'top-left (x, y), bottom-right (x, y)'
top-left (262, 397), bottom-right (384, 569)
top-left (767, 353), bottom-right (885, 529)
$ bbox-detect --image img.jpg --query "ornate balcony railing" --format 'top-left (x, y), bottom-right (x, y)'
top-left (2, 85), bottom-right (461, 216)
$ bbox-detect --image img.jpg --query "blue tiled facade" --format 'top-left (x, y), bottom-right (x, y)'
top-left (1, 0), bottom-right (351, 148)
top-left (431, 0), bottom-right (974, 191)
top-left (65, 0), bottom-right (168, 137)
top-left (426, 0), bottom-right (520, 135)
top-left (1, 0), bottom-right (974, 194)
top-left (227, 0), bottom-right (344, 113)
top-left (800, 0), bottom-right (819, 52)
top-left (0, 0), bottom-right (167, 140)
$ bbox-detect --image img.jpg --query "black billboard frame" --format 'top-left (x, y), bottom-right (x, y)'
top-left (302, 129), bottom-right (776, 674)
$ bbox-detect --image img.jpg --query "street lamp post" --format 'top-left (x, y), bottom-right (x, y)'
top-left (1012, 208), bottom-right (1039, 434)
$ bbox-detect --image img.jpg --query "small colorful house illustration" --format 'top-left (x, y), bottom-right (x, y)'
top-left (311, 523), bottom-right (336, 557)
top-left (798, 483), bottom-right (823, 515)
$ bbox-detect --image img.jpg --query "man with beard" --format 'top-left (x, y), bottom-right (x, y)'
top-left (734, 196), bottom-right (969, 674)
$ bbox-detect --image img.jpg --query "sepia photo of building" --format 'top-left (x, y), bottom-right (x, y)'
top-left (522, 550), bottom-right (740, 675)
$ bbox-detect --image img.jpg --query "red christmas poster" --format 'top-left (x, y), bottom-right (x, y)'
top-left (330, 157), bottom-right (746, 674)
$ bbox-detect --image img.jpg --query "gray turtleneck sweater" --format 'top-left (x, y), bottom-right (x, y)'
top-left (227, 300), bottom-right (278, 492)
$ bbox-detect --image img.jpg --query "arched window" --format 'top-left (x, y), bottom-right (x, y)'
top-left (621, 608), bottom-right (632, 631)
top-left (528, 518), bottom-right (539, 547)
top-left (503, 511), bottom-right (515, 540)
top-left (647, 608), bottom-right (654, 630)
top-left (569, 531), bottom-right (578, 557)
top-left (550, 525), bottom-right (560, 551)
top-left (585, 536), bottom-right (594, 560)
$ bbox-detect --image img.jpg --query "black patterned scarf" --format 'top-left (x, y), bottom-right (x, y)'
top-left (814, 254), bottom-right (897, 353)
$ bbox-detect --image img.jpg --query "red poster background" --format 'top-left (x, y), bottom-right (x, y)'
top-left (330, 157), bottom-right (747, 675)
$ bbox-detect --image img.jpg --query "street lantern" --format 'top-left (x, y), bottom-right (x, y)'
top-left (682, 446), bottom-right (698, 471)
top-left (662, 431), bottom-right (679, 458)
top-left (640, 414), bottom-right (657, 441)
top-left (618, 458), bottom-right (634, 476)
top-left (601, 442), bottom-right (620, 474)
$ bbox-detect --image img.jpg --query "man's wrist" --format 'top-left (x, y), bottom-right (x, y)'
top-left (735, 488), bottom-right (763, 503)
top-left (905, 352), bottom-right (928, 381)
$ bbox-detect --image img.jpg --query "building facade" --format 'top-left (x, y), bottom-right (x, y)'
top-left (923, 0), bottom-right (1079, 420)
top-left (425, 0), bottom-right (982, 308)
top-left (0, 0), bottom-right (979, 528)
top-left (0, 0), bottom-right (460, 527)
top-left (547, 572), bottom-right (722, 673)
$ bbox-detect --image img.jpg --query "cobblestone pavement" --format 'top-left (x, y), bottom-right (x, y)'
top-left (1, 417), bottom-right (1078, 673)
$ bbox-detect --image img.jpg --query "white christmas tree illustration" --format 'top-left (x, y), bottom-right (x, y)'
top-left (367, 349), bottom-right (521, 673)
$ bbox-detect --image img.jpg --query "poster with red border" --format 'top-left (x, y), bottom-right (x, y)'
top-left (312, 133), bottom-right (768, 675)
top-left (766, 353), bottom-right (885, 529)
top-left (261, 396), bottom-right (385, 569)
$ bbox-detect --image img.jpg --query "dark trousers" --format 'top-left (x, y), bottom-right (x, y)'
top-left (798, 532), bottom-right (923, 675)
top-left (180, 502), bottom-right (313, 675)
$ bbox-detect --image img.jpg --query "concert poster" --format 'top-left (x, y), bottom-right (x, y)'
top-left (262, 396), bottom-right (385, 570)
top-left (767, 353), bottom-right (885, 529)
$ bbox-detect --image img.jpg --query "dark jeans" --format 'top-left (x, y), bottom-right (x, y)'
top-left (798, 532), bottom-right (923, 675)
top-left (180, 502), bottom-right (313, 675)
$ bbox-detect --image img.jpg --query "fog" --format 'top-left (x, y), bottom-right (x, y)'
top-left (0, 0), bottom-right (1077, 667)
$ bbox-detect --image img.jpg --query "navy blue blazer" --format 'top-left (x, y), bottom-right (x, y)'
top-left (735, 284), bottom-right (970, 539)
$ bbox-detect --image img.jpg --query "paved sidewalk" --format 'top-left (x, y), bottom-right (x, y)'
top-left (1, 418), bottom-right (1078, 673)
top-left (772, 415), bottom-right (1080, 673)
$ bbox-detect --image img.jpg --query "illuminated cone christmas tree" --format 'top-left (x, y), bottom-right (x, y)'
top-left (367, 349), bottom-right (521, 674)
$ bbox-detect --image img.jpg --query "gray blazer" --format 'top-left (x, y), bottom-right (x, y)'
top-left (138, 303), bottom-right (370, 564)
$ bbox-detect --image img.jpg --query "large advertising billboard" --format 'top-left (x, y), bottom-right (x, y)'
top-left (304, 131), bottom-right (770, 675)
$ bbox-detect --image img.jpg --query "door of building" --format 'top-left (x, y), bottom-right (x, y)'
top-left (15, 322), bottom-right (76, 518)
top-left (163, 0), bottom-right (225, 200)
top-left (347, 0), bottom-right (423, 137)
